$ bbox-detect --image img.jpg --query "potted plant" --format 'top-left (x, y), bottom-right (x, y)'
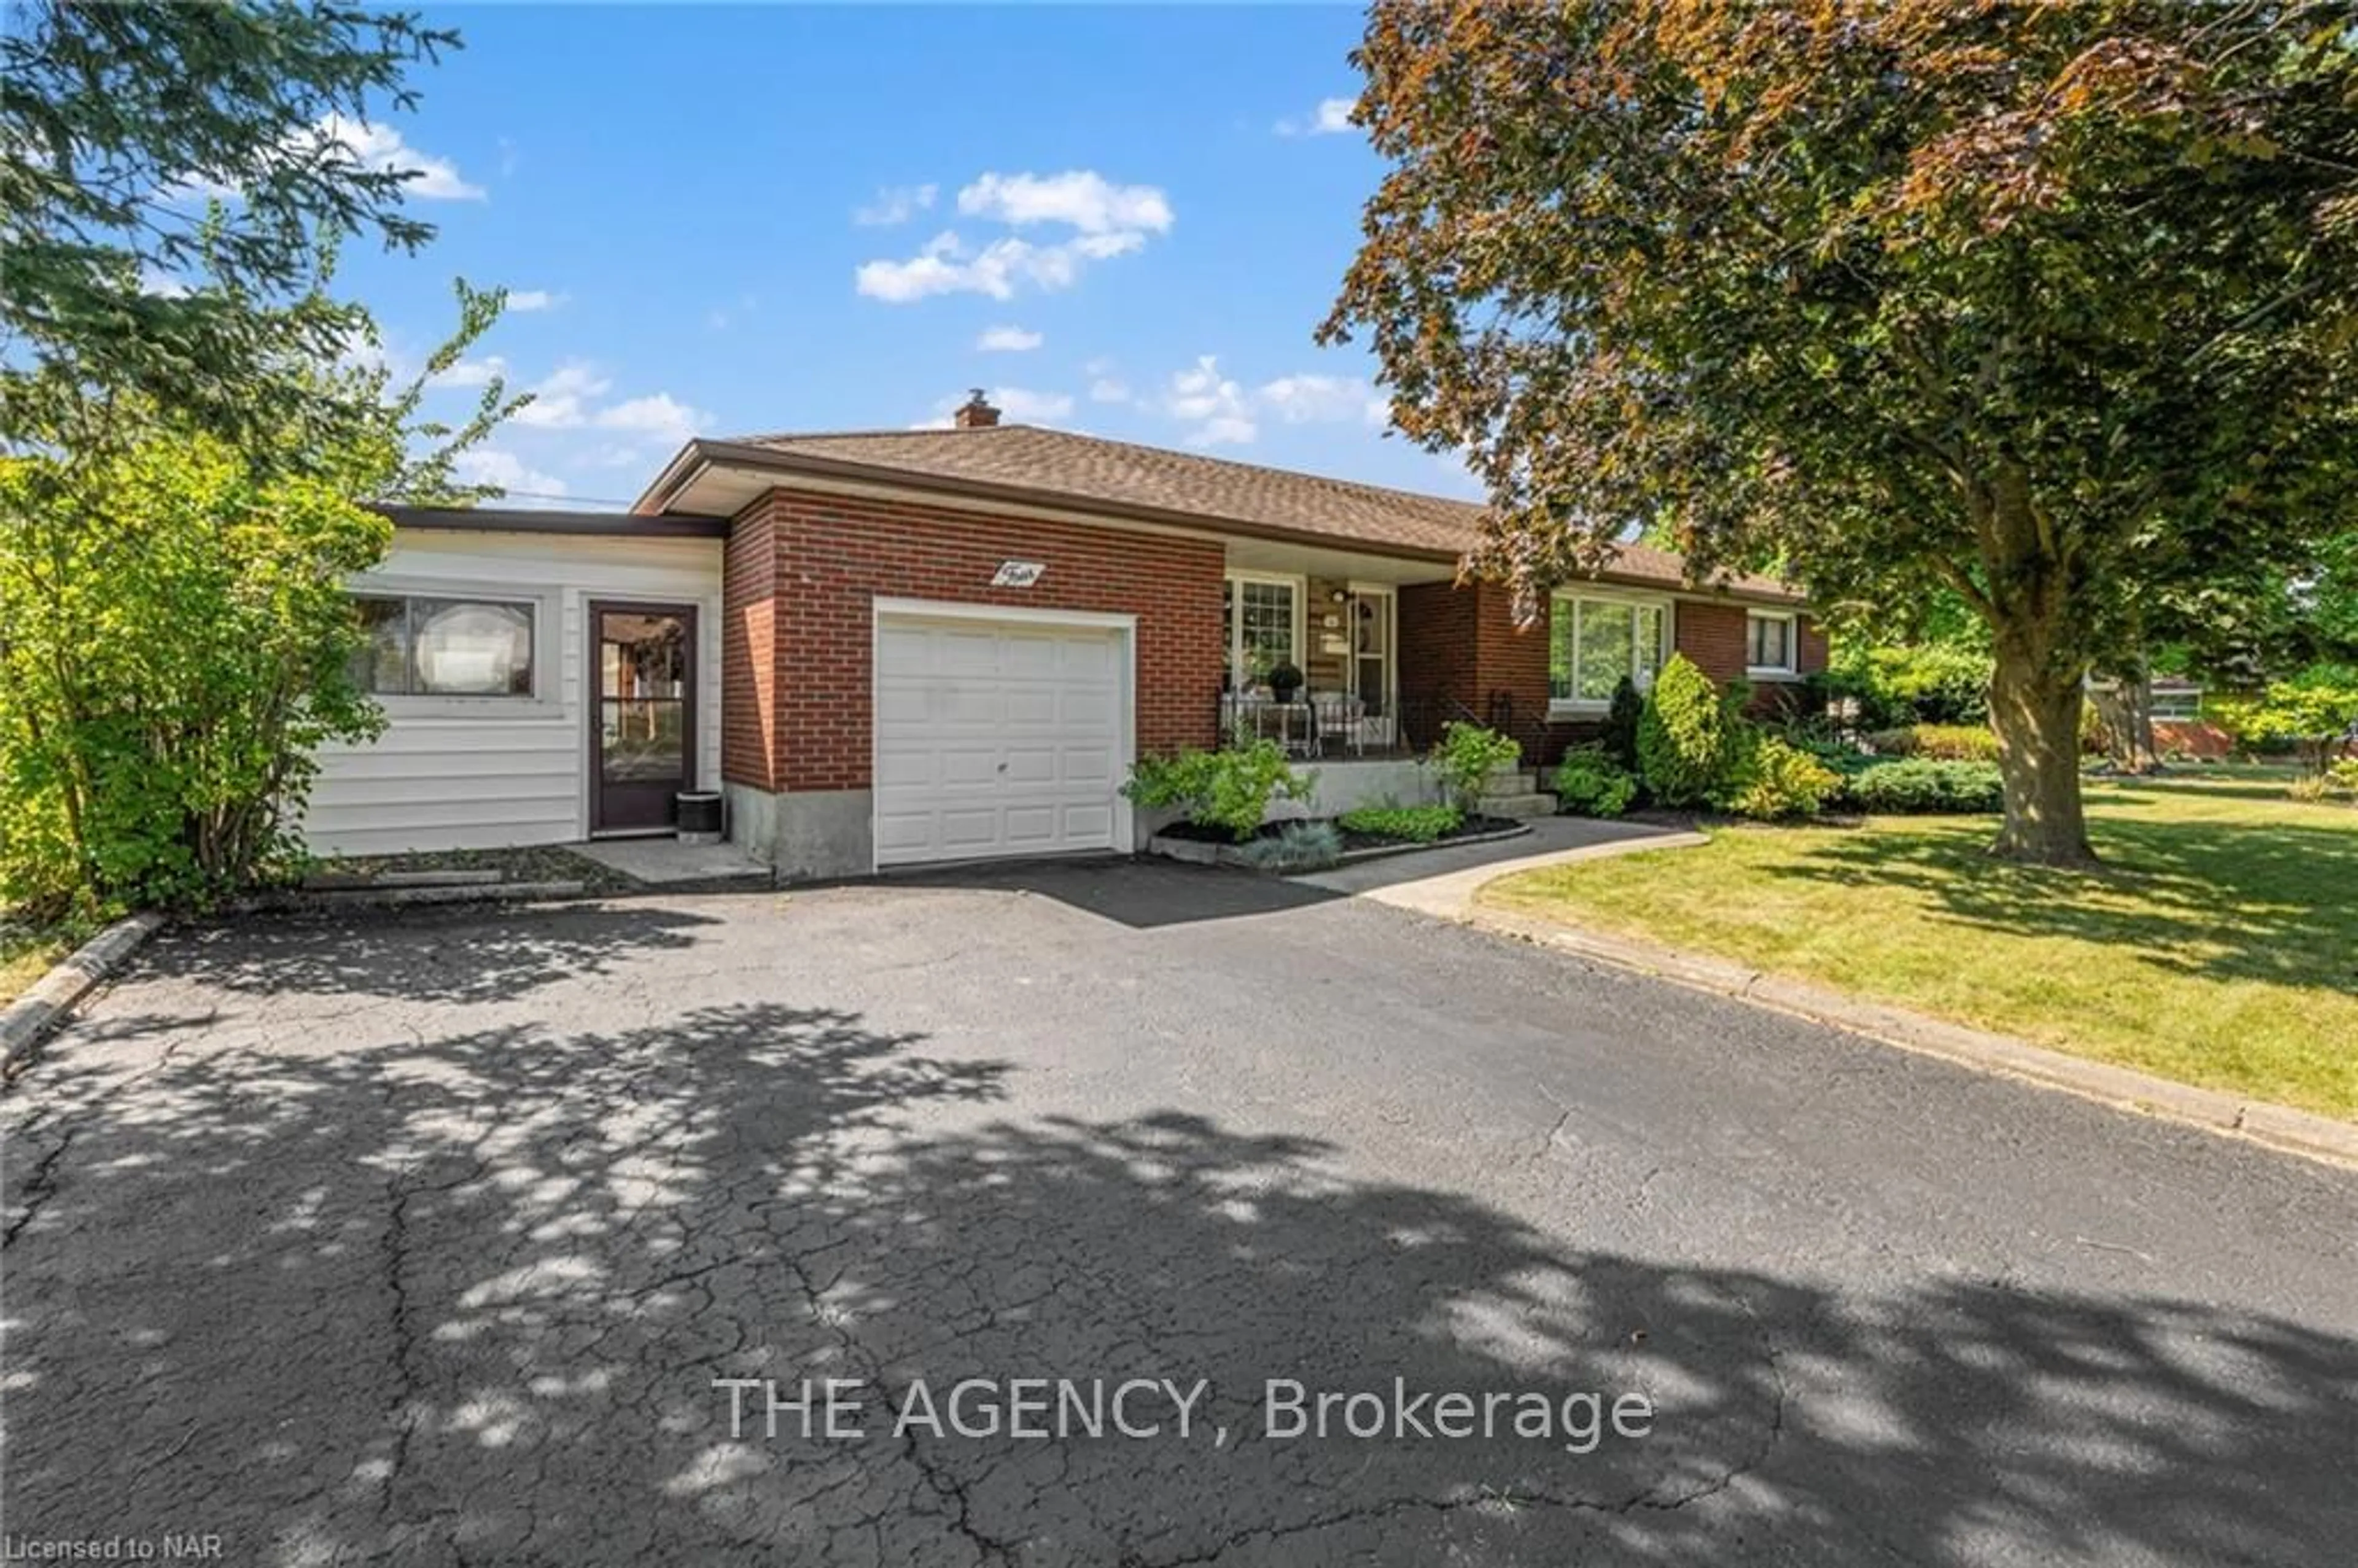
top-left (1267, 661), bottom-right (1305, 704)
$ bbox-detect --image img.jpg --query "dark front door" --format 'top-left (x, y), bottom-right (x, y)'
top-left (590, 602), bottom-right (696, 834)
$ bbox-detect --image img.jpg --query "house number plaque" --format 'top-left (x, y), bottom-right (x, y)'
top-left (991, 561), bottom-right (1046, 588)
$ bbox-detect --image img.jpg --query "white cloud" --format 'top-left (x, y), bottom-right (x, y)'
top-left (315, 114), bottom-right (484, 200)
top-left (593, 392), bottom-right (708, 446)
top-left (955, 171), bottom-right (1173, 235)
top-left (505, 289), bottom-right (561, 312)
top-left (158, 115), bottom-right (483, 207)
top-left (1165, 356), bottom-right (1256, 447)
top-left (454, 449), bottom-right (567, 499)
top-left (512, 362), bottom-right (612, 429)
top-left (856, 229), bottom-right (1146, 303)
top-left (1258, 373), bottom-right (1385, 427)
top-left (1089, 376), bottom-right (1132, 405)
top-left (976, 325), bottom-right (1043, 352)
top-left (505, 362), bottom-right (703, 448)
top-left (855, 183), bottom-right (938, 225)
top-left (1277, 96), bottom-right (1357, 138)
top-left (334, 324), bottom-right (392, 376)
top-left (924, 386), bottom-right (1074, 427)
top-left (426, 354), bottom-right (508, 390)
top-left (1141, 359), bottom-right (1392, 445)
top-left (990, 387), bottom-right (1073, 422)
top-left (858, 170), bottom-right (1171, 305)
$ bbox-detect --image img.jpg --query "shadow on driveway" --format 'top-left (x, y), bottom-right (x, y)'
top-left (5, 988), bottom-right (2351, 1564)
top-left (145, 901), bottom-right (727, 1004)
top-left (884, 818), bottom-right (1684, 931)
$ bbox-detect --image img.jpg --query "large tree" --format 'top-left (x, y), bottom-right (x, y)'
top-left (1323, 0), bottom-right (2358, 864)
top-left (1, 0), bottom-right (459, 454)
top-left (0, 282), bottom-right (525, 917)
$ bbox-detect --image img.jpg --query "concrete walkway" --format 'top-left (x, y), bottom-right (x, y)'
top-left (571, 836), bottom-right (772, 886)
top-left (1302, 815), bottom-right (1705, 908)
top-left (1293, 815), bottom-right (1701, 901)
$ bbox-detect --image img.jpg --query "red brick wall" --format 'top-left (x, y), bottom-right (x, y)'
top-left (1403, 590), bottom-right (1828, 764)
top-left (726, 487), bottom-right (1226, 793)
top-left (1675, 600), bottom-right (1749, 687)
top-left (1397, 581), bottom-right (1552, 722)
top-left (1398, 580), bottom-right (1478, 716)
top-left (721, 499), bottom-right (779, 791)
top-left (1673, 600), bottom-right (1827, 718)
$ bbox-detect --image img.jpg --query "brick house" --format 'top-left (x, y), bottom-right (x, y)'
top-left (314, 395), bottom-right (1823, 878)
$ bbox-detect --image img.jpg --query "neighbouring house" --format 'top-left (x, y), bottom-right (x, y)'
top-left (310, 394), bottom-right (1825, 878)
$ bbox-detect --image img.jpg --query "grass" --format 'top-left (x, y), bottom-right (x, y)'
top-left (0, 922), bottom-right (79, 1007)
top-left (1481, 770), bottom-right (2358, 1121)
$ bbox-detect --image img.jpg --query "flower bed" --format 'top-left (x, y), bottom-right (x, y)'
top-left (1148, 813), bottom-right (1528, 869)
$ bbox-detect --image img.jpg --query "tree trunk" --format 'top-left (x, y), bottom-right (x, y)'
top-left (1986, 640), bottom-right (2096, 866)
top-left (2123, 673), bottom-right (2158, 774)
top-left (2089, 668), bottom-right (2161, 774)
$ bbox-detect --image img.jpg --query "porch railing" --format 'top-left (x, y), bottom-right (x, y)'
top-left (1217, 692), bottom-right (1450, 760)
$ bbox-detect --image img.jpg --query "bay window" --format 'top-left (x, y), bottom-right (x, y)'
top-left (1550, 592), bottom-right (1668, 708)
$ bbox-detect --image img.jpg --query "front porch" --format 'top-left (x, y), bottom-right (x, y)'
top-left (1215, 541), bottom-right (1466, 762)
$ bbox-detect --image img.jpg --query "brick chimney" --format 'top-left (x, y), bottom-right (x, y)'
top-left (952, 389), bottom-right (1000, 429)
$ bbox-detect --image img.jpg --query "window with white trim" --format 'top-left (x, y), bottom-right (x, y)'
top-left (1549, 592), bottom-right (1668, 707)
top-left (350, 594), bottom-right (537, 697)
top-left (1221, 575), bottom-right (1301, 694)
top-left (1746, 610), bottom-right (1797, 676)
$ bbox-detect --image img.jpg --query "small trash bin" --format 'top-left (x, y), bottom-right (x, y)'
top-left (675, 790), bottom-right (723, 845)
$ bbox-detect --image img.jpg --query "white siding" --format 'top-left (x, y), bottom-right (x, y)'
top-left (305, 529), bottom-right (724, 857)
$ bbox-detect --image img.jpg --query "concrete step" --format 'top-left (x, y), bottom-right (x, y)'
top-left (1479, 792), bottom-right (1557, 820)
top-left (1478, 769), bottom-right (1540, 798)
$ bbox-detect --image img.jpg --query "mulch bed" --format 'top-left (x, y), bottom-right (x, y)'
top-left (305, 844), bottom-right (641, 896)
top-left (1156, 815), bottom-right (1524, 852)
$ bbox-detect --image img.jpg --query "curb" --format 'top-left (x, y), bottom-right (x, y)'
top-left (0, 911), bottom-right (167, 1077)
top-left (1464, 906), bottom-right (2358, 1171)
top-left (231, 880), bottom-right (588, 914)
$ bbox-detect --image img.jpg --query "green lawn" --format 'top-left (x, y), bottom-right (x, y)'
top-left (1481, 772), bottom-right (2358, 1121)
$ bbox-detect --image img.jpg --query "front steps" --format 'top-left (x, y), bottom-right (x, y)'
top-left (1477, 765), bottom-right (1557, 820)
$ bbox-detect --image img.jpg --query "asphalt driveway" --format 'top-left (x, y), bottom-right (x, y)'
top-left (4, 859), bottom-right (2353, 1566)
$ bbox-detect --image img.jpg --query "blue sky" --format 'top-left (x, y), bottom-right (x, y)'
top-left (330, 3), bottom-right (1474, 510)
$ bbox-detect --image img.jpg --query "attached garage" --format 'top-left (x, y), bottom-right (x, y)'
top-left (871, 601), bottom-right (1135, 868)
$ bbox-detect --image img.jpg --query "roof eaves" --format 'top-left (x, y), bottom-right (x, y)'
top-left (675, 439), bottom-right (1469, 564)
top-left (376, 503), bottom-right (730, 540)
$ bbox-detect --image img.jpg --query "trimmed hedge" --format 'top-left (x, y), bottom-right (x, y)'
top-left (1863, 723), bottom-right (2001, 763)
top-left (1840, 759), bottom-right (2004, 814)
top-left (1337, 804), bottom-right (1463, 843)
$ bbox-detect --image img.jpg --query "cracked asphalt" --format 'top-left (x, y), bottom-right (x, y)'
top-left (3, 858), bottom-right (2354, 1566)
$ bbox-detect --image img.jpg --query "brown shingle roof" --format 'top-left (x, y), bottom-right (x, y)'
top-left (691, 424), bottom-right (1801, 601)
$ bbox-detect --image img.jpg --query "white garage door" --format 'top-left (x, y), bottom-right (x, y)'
top-left (873, 613), bottom-right (1127, 867)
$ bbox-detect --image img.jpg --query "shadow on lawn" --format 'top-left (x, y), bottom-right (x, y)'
top-left (6, 994), bottom-right (2354, 1563)
top-left (1772, 802), bottom-right (2358, 992)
